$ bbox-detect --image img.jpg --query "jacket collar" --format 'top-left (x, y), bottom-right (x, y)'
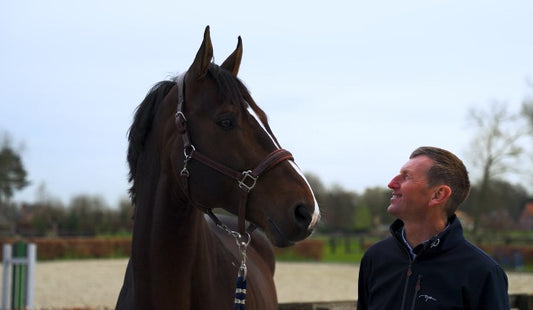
top-left (390, 214), bottom-right (464, 259)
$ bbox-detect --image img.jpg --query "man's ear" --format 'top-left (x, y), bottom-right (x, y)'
top-left (429, 185), bottom-right (451, 207)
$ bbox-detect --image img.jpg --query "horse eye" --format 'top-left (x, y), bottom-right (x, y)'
top-left (217, 118), bottom-right (234, 129)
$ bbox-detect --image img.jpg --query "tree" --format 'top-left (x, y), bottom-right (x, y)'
top-left (360, 186), bottom-right (393, 228)
top-left (317, 184), bottom-right (360, 233)
top-left (0, 135), bottom-right (29, 203)
top-left (304, 172), bottom-right (326, 203)
top-left (30, 183), bottom-right (65, 236)
top-left (466, 101), bottom-right (530, 232)
top-left (0, 134), bottom-right (29, 235)
top-left (62, 194), bottom-right (109, 236)
top-left (523, 98), bottom-right (533, 128)
top-left (522, 79), bottom-right (533, 126)
top-left (462, 180), bottom-right (529, 230)
top-left (522, 83), bottom-right (533, 177)
top-left (353, 204), bottom-right (372, 232)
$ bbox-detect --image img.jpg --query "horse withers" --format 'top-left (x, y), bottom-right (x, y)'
top-left (115, 26), bottom-right (320, 310)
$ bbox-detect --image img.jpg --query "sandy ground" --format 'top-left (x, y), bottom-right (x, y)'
top-left (1, 259), bottom-right (532, 309)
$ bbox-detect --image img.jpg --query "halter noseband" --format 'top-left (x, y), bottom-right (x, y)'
top-left (174, 73), bottom-right (294, 235)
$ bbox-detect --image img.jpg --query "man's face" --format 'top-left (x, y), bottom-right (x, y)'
top-left (387, 155), bottom-right (435, 220)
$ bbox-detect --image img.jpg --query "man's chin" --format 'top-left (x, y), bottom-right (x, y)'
top-left (386, 204), bottom-right (398, 216)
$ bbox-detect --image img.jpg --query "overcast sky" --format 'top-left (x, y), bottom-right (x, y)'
top-left (1, 1), bottom-right (532, 206)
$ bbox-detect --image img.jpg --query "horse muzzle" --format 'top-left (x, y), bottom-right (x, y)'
top-left (267, 202), bottom-right (319, 248)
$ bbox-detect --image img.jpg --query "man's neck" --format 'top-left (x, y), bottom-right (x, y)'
top-left (403, 218), bottom-right (447, 248)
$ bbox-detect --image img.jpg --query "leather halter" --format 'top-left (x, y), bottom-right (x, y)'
top-left (174, 73), bottom-right (294, 235)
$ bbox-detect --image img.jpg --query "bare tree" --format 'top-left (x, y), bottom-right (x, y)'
top-left (466, 101), bottom-right (529, 232)
top-left (522, 81), bottom-right (533, 175)
top-left (523, 78), bottom-right (533, 122)
top-left (523, 97), bottom-right (533, 127)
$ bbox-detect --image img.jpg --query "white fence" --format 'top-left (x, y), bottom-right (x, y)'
top-left (2, 243), bottom-right (36, 310)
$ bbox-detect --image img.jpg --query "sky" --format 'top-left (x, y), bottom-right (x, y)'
top-left (1, 1), bottom-right (532, 206)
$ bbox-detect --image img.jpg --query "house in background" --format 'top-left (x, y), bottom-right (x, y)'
top-left (518, 198), bottom-right (533, 230)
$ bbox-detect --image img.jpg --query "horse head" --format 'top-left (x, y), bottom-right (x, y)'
top-left (141, 26), bottom-right (320, 247)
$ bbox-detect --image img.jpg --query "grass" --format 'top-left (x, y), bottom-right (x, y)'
top-left (321, 249), bottom-right (363, 264)
top-left (275, 235), bottom-right (366, 263)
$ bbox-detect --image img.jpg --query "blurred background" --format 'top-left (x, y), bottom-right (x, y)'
top-left (1, 1), bottom-right (532, 269)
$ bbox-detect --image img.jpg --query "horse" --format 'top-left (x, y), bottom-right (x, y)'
top-left (115, 26), bottom-right (320, 310)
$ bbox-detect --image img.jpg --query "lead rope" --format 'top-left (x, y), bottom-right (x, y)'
top-left (215, 221), bottom-right (250, 309)
top-left (234, 234), bottom-right (249, 310)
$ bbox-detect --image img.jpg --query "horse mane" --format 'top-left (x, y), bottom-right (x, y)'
top-left (127, 80), bottom-right (175, 204)
top-left (126, 63), bottom-right (270, 204)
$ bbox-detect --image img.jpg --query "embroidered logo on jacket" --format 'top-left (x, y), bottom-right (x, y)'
top-left (418, 294), bottom-right (437, 302)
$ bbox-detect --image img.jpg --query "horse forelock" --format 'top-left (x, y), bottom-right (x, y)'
top-left (208, 63), bottom-right (267, 118)
top-left (207, 64), bottom-right (272, 136)
top-left (127, 80), bottom-right (175, 204)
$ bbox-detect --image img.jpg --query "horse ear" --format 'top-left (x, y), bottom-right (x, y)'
top-left (221, 36), bottom-right (243, 76)
top-left (189, 26), bottom-right (213, 79)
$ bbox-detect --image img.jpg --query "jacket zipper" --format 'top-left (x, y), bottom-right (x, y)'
top-left (410, 275), bottom-right (422, 310)
top-left (400, 262), bottom-right (412, 310)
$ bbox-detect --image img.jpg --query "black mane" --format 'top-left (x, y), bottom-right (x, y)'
top-left (127, 80), bottom-right (175, 204)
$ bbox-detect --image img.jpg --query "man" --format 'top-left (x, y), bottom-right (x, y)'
top-left (357, 146), bottom-right (509, 309)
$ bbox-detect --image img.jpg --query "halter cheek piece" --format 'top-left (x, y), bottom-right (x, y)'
top-left (174, 73), bottom-right (294, 236)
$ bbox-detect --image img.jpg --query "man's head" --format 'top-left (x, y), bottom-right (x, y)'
top-left (387, 146), bottom-right (470, 220)
top-left (410, 146), bottom-right (470, 216)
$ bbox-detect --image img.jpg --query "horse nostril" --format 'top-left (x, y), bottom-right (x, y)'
top-left (293, 204), bottom-right (312, 229)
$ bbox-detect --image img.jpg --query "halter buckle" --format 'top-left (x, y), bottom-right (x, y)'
top-left (180, 145), bottom-right (196, 177)
top-left (238, 170), bottom-right (257, 192)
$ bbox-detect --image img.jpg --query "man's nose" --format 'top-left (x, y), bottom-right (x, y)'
top-left (388, 175), bottom-right (400, 189)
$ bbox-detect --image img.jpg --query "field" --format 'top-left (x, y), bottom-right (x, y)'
top-left (2, 259), bottom-right (532, 309)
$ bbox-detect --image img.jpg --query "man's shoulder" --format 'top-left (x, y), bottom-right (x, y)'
top-left (458, 239), bottom-right (503, 270)
top-left (364, 236), bottom-right (398, 256)
top-left (360, 235), bottom-right (408, 271)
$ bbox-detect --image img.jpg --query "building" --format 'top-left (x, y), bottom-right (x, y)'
top-left (518, 199), bottom-right (533, 230)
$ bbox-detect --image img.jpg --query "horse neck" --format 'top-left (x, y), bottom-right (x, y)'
top-left (133, 168), bottom-right (217, 255)
top-left (131, 162), bottom-right (224, 308)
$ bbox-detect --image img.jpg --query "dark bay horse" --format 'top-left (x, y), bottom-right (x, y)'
top-left (115, 26), bottom-right (320, 310)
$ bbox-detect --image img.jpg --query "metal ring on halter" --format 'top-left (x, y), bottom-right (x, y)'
top-left (235, 232), bottom-right (251, 249)
top-left (215, 223), bottom-right (250, 246)
top-left (183, 144), bottom-right (196, 158)
top-left (180, 145), bottom-right (196, 177)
